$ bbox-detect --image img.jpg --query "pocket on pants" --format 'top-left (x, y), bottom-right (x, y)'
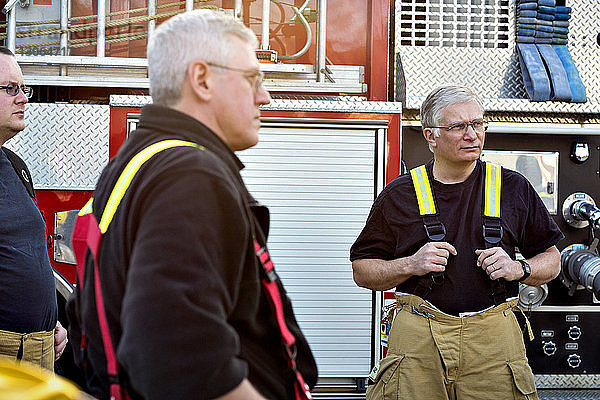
top-left (507, 358), bottom-right (538, 400)
top-left (366, 354), bottom-right (404, 400)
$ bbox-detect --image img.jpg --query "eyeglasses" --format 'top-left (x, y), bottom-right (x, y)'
top-left (0, 83), bottom-right (33, 99)
top-left (429, 119), bottom-right (489, 133)
top-left (206, 62), bottom-right (264, 92)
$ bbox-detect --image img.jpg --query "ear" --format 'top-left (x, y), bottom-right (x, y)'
top-left (186, 60), bottom-right (211, 101)
top-left (423, 128), bottom-right (437, 149)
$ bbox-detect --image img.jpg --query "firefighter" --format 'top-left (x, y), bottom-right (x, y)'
top-left (66, 10), bottom-right (317, 400)
top-left (0, 47), bottom-right (68, 370)
top-left (350, 85), bottom-right (563, 399)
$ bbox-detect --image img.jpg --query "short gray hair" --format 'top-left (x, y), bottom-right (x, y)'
top-left (420, 85), bottom-right (484, 136)
top-left (147, 9), bottom-right (258, 106)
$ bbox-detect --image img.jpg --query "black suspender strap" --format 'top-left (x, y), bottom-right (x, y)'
top-left (410, 165), bottom-right (446, 299)
top-left (2, 147), bottom-right (36, 200)
top-left (409, 162), bottom-right (507, 304)
top-left (482, 162), bottom-right (507, 305)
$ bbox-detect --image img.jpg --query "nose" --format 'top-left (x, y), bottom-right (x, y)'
top-left (15, 90), bottom-right (28, 104)
top-left (255, 85), bottom-right (271, 106)
top-left (463, 123), bottom-right (478, 139)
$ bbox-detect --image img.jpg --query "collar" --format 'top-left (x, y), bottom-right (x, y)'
top-left (136, 104), bottom-right (246, 174)
top-left (427, 158), bottom-right (482, 191)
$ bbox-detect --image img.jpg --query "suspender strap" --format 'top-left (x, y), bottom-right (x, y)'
top-left (482, 162), bottom-right (507, 305)
top-left (72, 140), bottom-right (202, 400)
top-left (254, 240), bottom-right (312, 400)
top-left (410, 165), bottom-right (446, 241)
top-left (483, 162), bottom-right (503, 246)
top-left (99, 140), bottom-right (204, 233)
top-left (2, 147), bottom-right (36, 200)
top-left (410, 165), bottom-right (446, 299)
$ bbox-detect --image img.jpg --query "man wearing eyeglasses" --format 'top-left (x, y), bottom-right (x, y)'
top-left (351, 85), bottom-right (562, 399)
top-left (0, 47), bottom-right (68, 369)
top-left (66, 9), bottom-right (317, 400)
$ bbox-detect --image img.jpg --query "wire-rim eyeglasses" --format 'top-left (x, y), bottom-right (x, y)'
top-left (427, 119), bottom-right (489, 133)
top-left (0, 83), bottom-right (33, 99)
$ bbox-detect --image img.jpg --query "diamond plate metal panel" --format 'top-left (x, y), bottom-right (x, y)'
top-left (3, 104), bottom-right (110, 190)
top-left (394, 0), bottom-right (600, 113)
top-left (110, 95), bottom-right (404, 114)
top-left (535, 374), bottom-right (600, 389)
top-left (262, 99), bottom-right (403, 113)
top-left (538, 390), bottom-right (600, 400)
top-left (110, 95), bottom-right (152, 107)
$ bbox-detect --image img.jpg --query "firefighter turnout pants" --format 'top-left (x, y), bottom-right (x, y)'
top-left (0, 329), bottom-right (54, 371)
top-left (366, 294), bottom-right (538, 400)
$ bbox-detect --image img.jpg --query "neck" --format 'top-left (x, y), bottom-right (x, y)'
top-left (432, 157), bottom-right (477, 184)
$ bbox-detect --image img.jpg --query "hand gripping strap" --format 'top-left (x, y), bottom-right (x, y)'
top-left (254, 240), bottom-right (312, 400)
top-left (72, 140), bottom-right (202, 400)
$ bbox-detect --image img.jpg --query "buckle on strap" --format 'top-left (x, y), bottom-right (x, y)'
top-left (423, 215), bottom-right (446, 242)
top-left (483, 217), bottom-right (503, 246)
top-left (285, 343), bottom-right (298, 362)
top-left (254, 240), bottom-right (278, 282)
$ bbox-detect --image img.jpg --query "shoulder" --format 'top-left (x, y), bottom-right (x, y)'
top-left (376, 173), bottom-right (413, 203)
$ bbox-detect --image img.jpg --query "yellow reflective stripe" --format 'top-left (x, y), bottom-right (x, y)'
top-left (410, 168), bottom-right (426, 215)
top-left (98, 140), bottom-right (203, 233)
top-left (410, 165), bottom-right (436, 215)
top-left (78, 197), bottom-right (94, 216)
top-left (484, 162), bottom-right (501, 218)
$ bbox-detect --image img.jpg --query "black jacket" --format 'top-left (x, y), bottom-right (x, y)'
top-left (67, 105), bottom-right (318, 399)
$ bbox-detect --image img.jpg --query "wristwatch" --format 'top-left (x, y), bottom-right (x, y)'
top-left (518, 259), bottom-right (531, 282)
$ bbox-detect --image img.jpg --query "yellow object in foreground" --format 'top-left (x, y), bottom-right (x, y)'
top-left (0, 357), bottom-right (92, 400)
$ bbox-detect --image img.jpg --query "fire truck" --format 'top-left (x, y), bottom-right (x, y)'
top-left (1, 0), bottom-right (599, 398)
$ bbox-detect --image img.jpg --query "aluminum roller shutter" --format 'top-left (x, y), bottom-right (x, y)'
top-left (238, 118), bottom-right (386, 378)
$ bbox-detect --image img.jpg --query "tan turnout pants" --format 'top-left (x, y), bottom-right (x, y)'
top-left (367, 294), bottom-right (538, 400)
top-left (0, 329), bottom-right (54, 370)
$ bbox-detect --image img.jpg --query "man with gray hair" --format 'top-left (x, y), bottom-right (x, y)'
top-left (350, 85), bottom-right (562, 399)
top-left (67, 9), bottom-right (317, 400)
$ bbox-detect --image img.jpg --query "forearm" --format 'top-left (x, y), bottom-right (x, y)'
top-left (521, 246), bottom-right (561, 286)
top-left (352, 257), bottom-right (414, 291)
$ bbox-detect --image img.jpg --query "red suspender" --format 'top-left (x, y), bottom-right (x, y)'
top-left (72, 213), bottom-right (130, 400)
top-left (254, 240), bottom-right (313, 400)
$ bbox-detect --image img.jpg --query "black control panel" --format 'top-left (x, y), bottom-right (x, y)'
top-left (526, 310), bottom-right (600, 374)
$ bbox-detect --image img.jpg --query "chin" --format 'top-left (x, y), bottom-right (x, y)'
top-left (233, 134), bottom-right (259, 151)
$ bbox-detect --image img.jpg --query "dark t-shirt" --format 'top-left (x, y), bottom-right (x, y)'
top-left (350, 159), bottom-right (564, 315)
top-left (0, 148), bottom-right (57, 333)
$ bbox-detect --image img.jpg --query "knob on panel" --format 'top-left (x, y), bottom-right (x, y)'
top-left (568, 326), bottom-right (582, 340)
top-left (567, 354), bottom-right (581, 368)
top-left (543, 341), bottom-right (557, 356)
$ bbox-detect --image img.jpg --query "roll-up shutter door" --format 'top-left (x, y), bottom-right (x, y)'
top-left (238, 118), bottom-right (387, 379)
